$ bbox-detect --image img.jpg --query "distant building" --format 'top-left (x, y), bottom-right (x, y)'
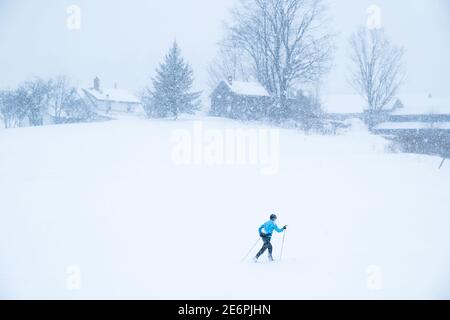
top-left (210, 78), bottom-right (273, 120)
top-left (322, 94), bottom-right (396, 121)
top-left (323, 93), bottom-right (450, 123)
top-left (385, 94), bottom-right (450, 122)
top-left (372, 94), bottom-right (450, 157)
top-left (82, 77), bottom-right (143, 115)
top-left (373, 93), bottom-right (450, 133)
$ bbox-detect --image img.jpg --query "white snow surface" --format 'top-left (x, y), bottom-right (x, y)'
top-left (226, 80), bottom-right (270, 97)
top-left (0, 117), bottom-right (449, 299)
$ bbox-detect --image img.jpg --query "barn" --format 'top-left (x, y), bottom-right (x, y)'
top-left (210, 78), bottom-right (273, 120)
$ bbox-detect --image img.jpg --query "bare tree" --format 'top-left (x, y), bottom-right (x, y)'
top-left (47, 75), bottom-right (79, 123)
top-left (1, 77), bottom-right (92, 128)
top-left (15, 79), bottom-right (50, 126)
top-left (223, 0), bottom-right (333, 114)
top-left (0, 90), bottom-right (26, 128)
top-left (348, 27), bottom-right (405, 113)
top-left (207, 42), bottom-right (250, 91)
top-left (0, 90), bottom-right (13, 128)
top-left (64, 97), bottom-right (92, 122)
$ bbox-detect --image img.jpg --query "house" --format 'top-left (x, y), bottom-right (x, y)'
top-left (82, 77), bottom-right (144, 115)
top-left (385, 94), bottom-right (450, 122)
top-left (372, 94), bottom-right (450, 157)
top-left (210, 78), bottom-right (272, 120)
top-left (373, 93), bottom-right (450, 133)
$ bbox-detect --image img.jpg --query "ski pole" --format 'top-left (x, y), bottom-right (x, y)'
top-left (279, 229), bottom-right (287, 261)
top-left (439, 158), bottom-right (446, 170)
top-left (241, 238), bottom-right (260, 262)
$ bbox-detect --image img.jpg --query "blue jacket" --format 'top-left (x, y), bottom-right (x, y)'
top-left (258, 220), bottom-right (284, 236)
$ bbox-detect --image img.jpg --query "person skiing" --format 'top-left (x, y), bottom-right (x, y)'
top-left (254, 214), bottom-right (287, 262)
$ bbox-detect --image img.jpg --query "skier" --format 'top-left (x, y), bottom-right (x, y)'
top-left (254, 214), bottom-right (287, 262)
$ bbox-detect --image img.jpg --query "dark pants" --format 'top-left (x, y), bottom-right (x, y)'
top-left (256, 234), bottom-right (273, 259)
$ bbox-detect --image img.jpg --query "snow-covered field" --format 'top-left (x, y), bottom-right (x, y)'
top-left (0, 117), bottom-right (449, 299)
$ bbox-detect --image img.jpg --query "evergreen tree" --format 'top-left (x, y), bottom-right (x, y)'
top-left (143, 41), bottom-right (201, 119)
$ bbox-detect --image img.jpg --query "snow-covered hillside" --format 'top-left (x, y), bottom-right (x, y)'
top-left (0, 118), bottom-right (449, 299)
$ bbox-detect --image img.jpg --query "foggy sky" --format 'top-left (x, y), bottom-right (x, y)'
top-left (0, 0), bottom-right (449, 99)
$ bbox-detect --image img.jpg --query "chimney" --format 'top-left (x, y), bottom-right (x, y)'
top-left (114, 82), bottom-right (118, 89)
top-left (93, 77), bottom-right (100, 91)
top-left (227, 76), bottom-right (233, 86)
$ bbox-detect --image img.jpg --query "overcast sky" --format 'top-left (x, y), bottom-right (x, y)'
top-left (0, 0), bottom-right (449, 98)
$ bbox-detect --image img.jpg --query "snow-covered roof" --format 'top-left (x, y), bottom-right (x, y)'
top-left (391, 94), bottom-right (450, 115)
top-left (225, 80), bottom-right (270, 97)
top-left (374, 121), bottom-right (450, 130)
top-left (323, 93), bottom-right (450, 116)
top-left (322, 94), bottom-right (368, 114)
top-left (83, 88), bottom-right (141, 104)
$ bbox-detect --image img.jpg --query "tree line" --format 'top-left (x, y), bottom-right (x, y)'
top-left (1, 0), bottom-right (405, 128)
top-left (0, 76), bottom-right (92, 128)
